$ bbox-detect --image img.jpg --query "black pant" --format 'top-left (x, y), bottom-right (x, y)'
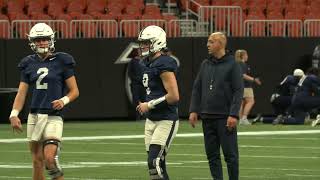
top-left (271, 96), bottom-right (292, 115)
top-left (202, 118), bottom-right (239, 180)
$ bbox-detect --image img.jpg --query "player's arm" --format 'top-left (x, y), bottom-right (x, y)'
top-left (160, 71), bottom-right (179, 104)
top-left (9, 82), bottom-right (29, 133)
top-left (64, 76), bottom-right (80, 102)
top-left (52, 76), bottom-right (79, 110)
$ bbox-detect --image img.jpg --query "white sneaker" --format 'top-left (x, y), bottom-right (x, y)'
top-left (311, 115), bottom-right (320, 127)
top-left (239, 118), bottom-right (251, 125)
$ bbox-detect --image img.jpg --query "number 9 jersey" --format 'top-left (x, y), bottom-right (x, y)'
top-left (142, 55), bottom-right (178, 121)
top-left (18, 52), bottom-right (76, 115)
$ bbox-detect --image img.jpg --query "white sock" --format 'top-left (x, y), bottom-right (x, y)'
top-left (242, 115), bottom-right (247, 120)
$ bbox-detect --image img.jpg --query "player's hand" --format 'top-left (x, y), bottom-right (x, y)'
top-left (51, 99), bottom-right (64, 110)
top-left (136, 102), bottom-right (150, 115)
top-left (226, 116), bottom-right (237, 131)
top-left (254, 78), bottom-right (262, 85)
top-left (189, 112), bottom-right (198, 128)
top-left (9, 117), bottom-right (23, 134)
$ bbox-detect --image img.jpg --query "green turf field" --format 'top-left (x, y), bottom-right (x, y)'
top-left (0, 120), bottom-right (319, 180)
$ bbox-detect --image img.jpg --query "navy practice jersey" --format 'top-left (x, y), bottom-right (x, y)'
top-left (142, 55), bottom-right (178, 121)
top-left (276, 75), bottom-right (299, 96)
top-left (295, 75), bottom-right (320, 97)
top-left (18, 52), bottom-right (75, 115)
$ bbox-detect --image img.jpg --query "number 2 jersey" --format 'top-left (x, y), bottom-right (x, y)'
top-left (18, 52), bottom-right (76, 115)
top-left (142, 55), bottom-right (179, 121)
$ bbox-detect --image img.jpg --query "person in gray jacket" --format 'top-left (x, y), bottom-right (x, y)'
top-left (189, 32), bottom-right (244, 180)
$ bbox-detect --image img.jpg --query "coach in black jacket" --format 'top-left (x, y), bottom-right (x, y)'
top-left (189, 32), bottom-right (243, 180)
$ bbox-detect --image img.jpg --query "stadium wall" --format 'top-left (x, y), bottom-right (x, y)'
top-left (0, 38), bottom-right (318, 120)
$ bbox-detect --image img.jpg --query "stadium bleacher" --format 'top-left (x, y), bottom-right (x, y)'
top-left (0, 0), bottom-right (319, 38)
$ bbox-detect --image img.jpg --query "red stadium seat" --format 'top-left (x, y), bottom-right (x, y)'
top-left (267, 22), bottom-right (284, 36)
top-left (0, 14), bottom-right (8, 20)
top-left (97, 21), bottom-right (118, 38)
top-left (97, 14), bottom-right (116, 20)
top-left (0, 20), bottom-right (10, 38)
top-left (56, 14), bottom-right (72, 38)
top-left (230, 0), bottom-right (247, 10)
top-left (141, 14), bottom-right (164, 29)
top-left (67, 0), bottom-right (86, 14)
top-left (267, 11), bottom-right (284, 19)
top-left (87, 0), bottom-right (107, 14)
top-left (47, 3), bottom-right (65, 18)
top-left (11, 13), bottom-right (30, 39)
top-left (248, 22), bottom-right (266, 37)
top-left (211, 0), bottom-right (229, 6)
top-left (0, 0), bottom-right (6, 9)
top-left (231, 21), bottom-right (243, 36)
top-left (127, 0), bottom-right (144, 11)
top-left (287, 22), bottom-right (302, 37)
top-left (266, 0), bottom-right (284, 15)
top-left (125, 6), bottom-right (142, 16)
top-left (31, 13), bottom-right (52, 20)
top-left (285, 11), bottom-right (304, 20)
top-left (122, 22), bottom-right (139, 37)
top-left (119, 14), bottom-right (140, 21)
top-left (7, 0), bottom-right (25, 17)
top-left (167, 20), bottom-right (180, 37)
top-left (305, 20), bottom-right (320, 37)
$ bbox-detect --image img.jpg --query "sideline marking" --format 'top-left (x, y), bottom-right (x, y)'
top-left (1, 130), bottom-right (319, 143)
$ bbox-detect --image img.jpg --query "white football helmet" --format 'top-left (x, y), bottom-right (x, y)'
top-left (28, 23), bottom-right (55, 54)
top-left (138, 25), bottom-right (166, 57)
top-left (293, 69), bottom-right (304, 77)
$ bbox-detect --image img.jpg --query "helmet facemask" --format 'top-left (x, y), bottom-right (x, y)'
top-left (28, 23), bottom-right (55, 55)
top-left (138, 39), bottom-right (153, 57)
top-left (29, 36), bottom-right (55, 54)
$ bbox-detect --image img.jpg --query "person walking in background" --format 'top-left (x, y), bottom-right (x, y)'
top-left (235, 49), bottom-right (262, 125)
top-left (136, 25), bottom-right (179, 180)
top-left (9, 23), bottom-right (79, 180)
top-left (189, 32), bottom-right (243, 180)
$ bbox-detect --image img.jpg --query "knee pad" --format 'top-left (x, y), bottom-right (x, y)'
top-left (148, 144), bottom-right (166, 180)
top-left (43, 139), bottom-right (63, 179)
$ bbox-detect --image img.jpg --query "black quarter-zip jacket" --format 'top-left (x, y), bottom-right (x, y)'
top-left (189, 53), bottom-right (244, 118)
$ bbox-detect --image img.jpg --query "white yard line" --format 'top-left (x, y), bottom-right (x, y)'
top-left (0, 150), bottom-right (319, 159)
top-left (285, 174), bottom-right (320, 177)
top-left (67, 142), bottom-right (320, 150)
top-left (0, 161), bottom-right (319, 172)
top-left (1, 130), bottom-right (320, 143)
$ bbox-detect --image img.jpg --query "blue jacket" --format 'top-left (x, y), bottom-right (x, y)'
top-left (189, 53), bottom-right (244, 118)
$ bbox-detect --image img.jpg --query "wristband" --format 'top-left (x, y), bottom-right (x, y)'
top-left (147, 96), bottom-right (166, 109)
top-left (9, 109), bottom-right (20, 118)
top-left (60, 96), bottom-right (70, 105)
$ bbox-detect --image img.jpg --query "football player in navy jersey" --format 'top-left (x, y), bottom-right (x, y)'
top-left (284, 67), bottom-right (320, 125)
top-left (9, 23), bottom-right (79, 180)
top-left (136, 25), bottom-right (179, 180)
top-left (271, 69), bottom-right (304, 124)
